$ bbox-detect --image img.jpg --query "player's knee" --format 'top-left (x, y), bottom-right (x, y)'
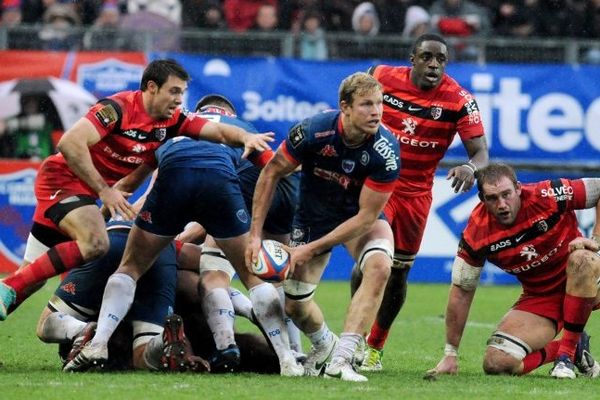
top-left (483, 347), bottom-right (522, 375)
top-left (79, 231), bottom-right (110, 260)
top-left (484, 331), bottom-right (530, 375)
top-left (567, 249), bottom-right (598, 283)
top-left (357, 239), bottom-right (393, 274)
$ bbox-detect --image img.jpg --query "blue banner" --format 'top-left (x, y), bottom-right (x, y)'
top-left (155, 53), bottom-right (600, 164)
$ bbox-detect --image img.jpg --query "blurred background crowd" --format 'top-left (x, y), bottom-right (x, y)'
top-left (1, 0), bottom-right (599, 54)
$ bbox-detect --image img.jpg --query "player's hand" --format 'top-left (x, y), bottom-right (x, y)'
top-left (98, 187), bottom-right (136, 220)
top-left (447, 165), bottom-right (475, 193)
top-left (425, 355), bottom-right (458, 377)
top-left (568, 237), bottom-right (599, 253)
top-left (245, 234), bottom-right (263, 272)
top-left (286, 244), bottom-right (315, 275)
top-left (241, 132), bottom-right (275, 159)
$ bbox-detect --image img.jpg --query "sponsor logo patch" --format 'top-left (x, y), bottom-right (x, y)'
top-left (289, 125), bottom-right (305, 148)
top-left (95, 104), bottom-right (118, 128)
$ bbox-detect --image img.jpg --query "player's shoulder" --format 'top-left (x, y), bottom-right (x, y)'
top-left (302, 110), bottom-right (339, 136)
top-left (438, 74), bottom-right (473, 100)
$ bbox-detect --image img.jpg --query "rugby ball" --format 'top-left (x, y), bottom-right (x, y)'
top-left (251, 240), bottom-right (290, 282)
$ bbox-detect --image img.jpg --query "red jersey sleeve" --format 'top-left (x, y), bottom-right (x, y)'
top-left (455, 87), bottom-right (485, 141)
top-left (536, 178), bottom-right (587, 211)
top-left (178, 111), bottom-right (210, 139)
top-left (84, 99), bottom-right (122, 139)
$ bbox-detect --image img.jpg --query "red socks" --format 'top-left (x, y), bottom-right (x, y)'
top-left (522, 340), bottom-right (560, 374)
top-left (367, 321), bottom-right (389, 350)
top-left (4, 241), bottom-right (84, 296)
top-left (557, 294), bottom-right (595, 359)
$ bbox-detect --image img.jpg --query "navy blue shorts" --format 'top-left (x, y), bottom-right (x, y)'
top-left (239, 169), bottom-right (300, 235)
top-left (136, 167), bottom-right (250, 239)
top-left (54, 230), bottom-right (177, 325)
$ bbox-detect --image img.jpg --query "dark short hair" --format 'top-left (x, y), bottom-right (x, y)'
top-left (411, 33), bottom-right (448, 55)
top-left (195, 94), bottom-right (236, 114)
top-left (140, 59), bottom-right (189, 91)
top-left (476, 163), bottom-right (518, 198)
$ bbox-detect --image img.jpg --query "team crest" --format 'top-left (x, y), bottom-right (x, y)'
top-left (341, 159), bottom-right (355, 173)
top-left (360, 151), bottom-right (370, 166)
top-left (94, 103), bottom-right (118, 128)
top-left (536, 220), bottom-right (548, 232)
top-left (289, 125), bottom-right (305, 148)
top-left (431, 106), bottom-right (443, 120)
top-left (519, 245), bottom-right (539, 261)
top-left (154, 128), bottom-right (167, 141)
top-left (236, 209), bottom-right (249, 223)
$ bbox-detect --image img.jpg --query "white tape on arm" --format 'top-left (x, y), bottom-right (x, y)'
top-left (451, 257), bottom-right (482, 291)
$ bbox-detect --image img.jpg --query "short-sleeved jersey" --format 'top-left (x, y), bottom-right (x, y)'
top-left (458, 179), bottom-right (587, 296)
top-left (369, 65), bottom-right (484, 196)
top-left (280, 110), bottom-right (400, 228)
top-left (46, 90), bottom-right (209, 186)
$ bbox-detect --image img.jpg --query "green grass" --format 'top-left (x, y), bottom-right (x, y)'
top-left (0, 279), bottom-right (598, 399)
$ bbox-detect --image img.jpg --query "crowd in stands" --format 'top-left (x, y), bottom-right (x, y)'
top-left (0, 1), bottom-right (599, 53)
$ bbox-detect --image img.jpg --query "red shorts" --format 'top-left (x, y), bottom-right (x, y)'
top-left (33, 157), bottom-right (97, 229)
top-left (513, 292), bottom-right (600, 332)
top-left (384, 192), bottom-right (432, 254)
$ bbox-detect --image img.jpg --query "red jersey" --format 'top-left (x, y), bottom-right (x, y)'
top-left (46, 90), bottom-right (209, 186)
top-left (458, 179), bottom-right (587, 296)
top-left (370, 65), bottom-right (484, 196)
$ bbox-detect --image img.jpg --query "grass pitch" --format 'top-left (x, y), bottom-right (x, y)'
top-left (0, 279), bottom-right (598, 400)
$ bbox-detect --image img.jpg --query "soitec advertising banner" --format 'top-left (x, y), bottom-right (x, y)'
top-left (163, 53), bottom-right (600, 164)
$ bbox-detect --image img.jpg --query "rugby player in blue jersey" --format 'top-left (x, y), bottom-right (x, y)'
top-left (64, 106), bottom-right (303, 376)
top-left (247, 72), bottom-right (400, 382)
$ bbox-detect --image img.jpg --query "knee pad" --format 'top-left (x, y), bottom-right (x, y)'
top-left (48, 295), bottom-right (96, 321)
top-left (357, 239), bottom-right (393, 273)
top-left (200, 246), bottom-right (235, 279)
top-left (392, 252), bottom-right (415, 270)
top-left (486, 331), bottom-right (532, 361)
top-left (283, 280), bottom-right (318, 302)
top-left (23, 233), bottom-right (50, 264)
top-left (132, 320), bottom-right (162, 349)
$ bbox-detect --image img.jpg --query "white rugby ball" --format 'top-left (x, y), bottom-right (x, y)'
top-left (251, 240), bottom-right (290, 282)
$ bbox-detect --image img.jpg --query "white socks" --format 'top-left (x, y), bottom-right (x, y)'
top-left (249, 283), bottom-right (293, 362)
top-left (276, 285), bottom-right (303, 353)
top-left (228, 287), bottom-right (253, 321)
top-left (92, 272), bottom-right (136, 347)
top-left (307, 322), bottom-right (334, 348)
top-left (203, 288), bottom-right (236, 350)
top-left (332, 332), bottom-right (362, 362)
top-left (40, 312), bottom-right (87, 343)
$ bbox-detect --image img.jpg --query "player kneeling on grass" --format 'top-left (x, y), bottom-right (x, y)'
top-left (36, 220), bottom-right (208, 372)
top-left (428, 163), bottom-right (600, 380)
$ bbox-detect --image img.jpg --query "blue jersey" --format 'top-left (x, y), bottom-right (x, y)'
top-left (281, 110), bottom-right (400, 230)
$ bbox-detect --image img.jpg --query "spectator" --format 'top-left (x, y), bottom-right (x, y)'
top-left (251, 3), bottom-right (279, 31)
top-left (39, 3), bottom-right (82, 51)
top-left (429, 0), bottom-right (491, 37)
top-left (185, 0), bottom-right (226, 30)
top-left (299, 8), bottom-right (328, 60)
top-left (6, 96), bottom-right (54, 161)
top-left (1, 0), bottom-right (21, 27)
top-left (493, 0), bottom-right (537, 37)
top-left (351, 2), bottom-right (380, 36)
top-left (83, 1), bottom-right (126, 50)
top-left (402, 5), bottom-right (430, 37)
top-left (120, 0), bottom-right (182, 51)
top-left (223, 0), bottom-right (278, 32)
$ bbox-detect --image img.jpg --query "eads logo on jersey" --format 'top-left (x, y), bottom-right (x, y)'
top-left (0, 167), bottom-right (37, 272)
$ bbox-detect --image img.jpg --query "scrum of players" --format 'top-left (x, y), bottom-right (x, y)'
top-left (2, 33), bottom-right (600, 382)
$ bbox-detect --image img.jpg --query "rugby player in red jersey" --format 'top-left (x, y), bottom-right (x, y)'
top-left (428, 163), bottom-right (600, 379)
top-left (352, 33), bottom-right (489, 371)
top-left (0, 59), bottom-right (273, 321)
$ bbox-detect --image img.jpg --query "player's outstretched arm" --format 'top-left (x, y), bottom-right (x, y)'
top-left (246, 150), bottom-right (297, 269)
top-left (428, 257), bottom-right (480, 376)
top-left (57, 118), bottom-right (136, 220)
top-left (199, 120), bottom-right (274, 157)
